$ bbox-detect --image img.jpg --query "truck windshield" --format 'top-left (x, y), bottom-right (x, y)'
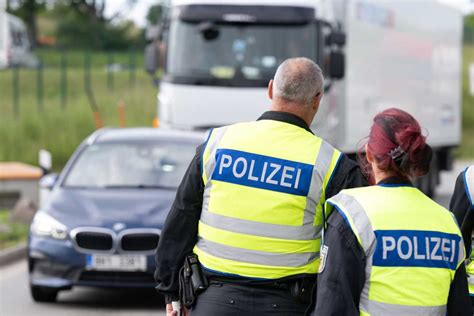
top-left (166, 21), bottom-right (318, 87)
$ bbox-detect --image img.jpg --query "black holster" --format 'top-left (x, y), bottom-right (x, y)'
top-left (289, 277), bottom-right (316, 304)
top-left (179, 254), bottom-right (209, 309)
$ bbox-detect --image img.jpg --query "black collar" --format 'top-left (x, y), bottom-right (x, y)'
top-left (257, 111), bottom-right (313, 134)
top-left (377, 176), bottom-right (413, 187)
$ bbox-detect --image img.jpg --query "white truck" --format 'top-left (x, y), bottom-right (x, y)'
top-left (148, 0), bottom-right (464, 195)
top-left (0, 8), bottom-right (39, 69)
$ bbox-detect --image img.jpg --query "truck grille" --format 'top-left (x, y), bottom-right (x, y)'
top-left (120, 233), bottom-right (159, 252)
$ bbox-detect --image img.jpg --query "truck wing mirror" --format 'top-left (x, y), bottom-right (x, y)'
top-left (145, 43), bottom-right (160, 75)
top-left (329, 51), bottom-right (345, 80)
top-left (327, 31), bottom-right (346, 46)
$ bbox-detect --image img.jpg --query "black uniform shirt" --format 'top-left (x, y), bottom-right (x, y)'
top-left (450, 168), bottom-right (474, 255)
top-left (154, 111), bottom-right (368, 303)
top-left (312, 177), bottom-right (471, 316)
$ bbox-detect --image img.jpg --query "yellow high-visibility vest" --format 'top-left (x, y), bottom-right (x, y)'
top-left (326, 185), bottom-right (465, 316)
top-left (467, 261), bottom-right (474, 296)
top-left (194, 119), bottom-right (342, 279)
top-left (463, 166), bottom-right (474, 296)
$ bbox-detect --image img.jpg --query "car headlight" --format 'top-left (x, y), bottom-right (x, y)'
top-left (31, 212), bottom-right (68, 240)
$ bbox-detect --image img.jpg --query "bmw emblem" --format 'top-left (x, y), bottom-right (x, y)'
top-left (113, 223), bottom-right (126, 231)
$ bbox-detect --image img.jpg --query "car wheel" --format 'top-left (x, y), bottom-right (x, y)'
top-left (30, 285), bottom-right (58, 303)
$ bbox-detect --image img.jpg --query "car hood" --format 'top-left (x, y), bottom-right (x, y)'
top-left (43, 187), bottom-right (177, 229)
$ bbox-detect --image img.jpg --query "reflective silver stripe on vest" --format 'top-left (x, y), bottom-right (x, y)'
top-left (304, 141), bottom-right (337, 225)
top-left (203, 127), bottom-right (229, 184)
top-left (465, 166), bottom-right (474, 207)
top-left (202, 127), bottom-right (228, 224)
top-left (200, 210), bottom-right (322, 240)
top-left (196, 237), bottom-right (319, 267)
top-left (329, 193), bottom-right (376, 308)
top-left (329, 193), bottom-right (376, 253)
top-left (468, 275), bottom-right (474, 287)
top-left (360, 300), bottom-right (446, 316)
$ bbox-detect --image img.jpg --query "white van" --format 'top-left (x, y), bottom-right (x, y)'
top-left (0, 11), bottom-right (38, 69)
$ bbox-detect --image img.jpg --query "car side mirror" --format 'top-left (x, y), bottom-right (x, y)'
top-left (40, 173), bottom-right (59, 191)
top-left (39, 149), bottom-right (52, 174)
top-left (39, 172), bottom-right (58, 208)
top-left (328, 51), bottom-right (345, 80)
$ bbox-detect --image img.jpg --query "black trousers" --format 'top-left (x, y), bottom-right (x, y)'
top-left (191, 282), bottom-right (309, 316)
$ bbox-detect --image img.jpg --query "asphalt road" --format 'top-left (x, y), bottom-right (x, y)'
top-left (0, 260), bottom-right (166, 316)
top-left (0, 160), bottom-right (472, 316)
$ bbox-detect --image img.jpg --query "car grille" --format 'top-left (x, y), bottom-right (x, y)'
top-left (78, 271), bottom-right (154, 284)
top-left (120, 233), bottom-right (159, 252)
top-left (71, 228), bottom-right (160, 253)
top-left (75, 231), bottom-right (113, 251)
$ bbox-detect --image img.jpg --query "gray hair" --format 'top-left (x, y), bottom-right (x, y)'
top-left (273, 57), bottom-right (324, 107)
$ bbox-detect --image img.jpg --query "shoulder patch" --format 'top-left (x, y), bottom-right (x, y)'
top-left (319, 245), bottom-right (329, 273)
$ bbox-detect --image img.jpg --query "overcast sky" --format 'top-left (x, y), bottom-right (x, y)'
top-left (105, 0), bottom-right (473, 28)
top-left (105, 0), bottom-right (157, 27)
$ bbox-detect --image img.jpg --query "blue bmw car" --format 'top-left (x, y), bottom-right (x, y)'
top-left (28, 128), bottom-right (204, 302)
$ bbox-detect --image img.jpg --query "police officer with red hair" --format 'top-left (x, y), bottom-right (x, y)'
top-left (311, 108), bottom-right (470, 315)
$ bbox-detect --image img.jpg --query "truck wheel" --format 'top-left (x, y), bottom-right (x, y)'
top-left (30, 285), bottom-right (58, 303)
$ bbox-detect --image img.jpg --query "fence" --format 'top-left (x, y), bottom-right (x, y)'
top-left (3, 49), bottom-right (145, 123)
top-left (0, 49), bottom-right (156, 168)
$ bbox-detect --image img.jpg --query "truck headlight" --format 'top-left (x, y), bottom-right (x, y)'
top-left (31, 212), bottom-right (68, 240)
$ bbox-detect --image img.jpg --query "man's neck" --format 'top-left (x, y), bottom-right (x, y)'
top-left (270, 103), bottom-right (312, 127)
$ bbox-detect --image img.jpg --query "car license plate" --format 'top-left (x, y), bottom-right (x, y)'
top-left (86, 254), bottom-right (147, 272)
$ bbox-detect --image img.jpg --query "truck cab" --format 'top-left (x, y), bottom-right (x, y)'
top-left (154, 0), bottom-right (345, 131)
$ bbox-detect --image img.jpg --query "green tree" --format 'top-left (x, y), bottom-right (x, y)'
top-left (465, 14), bottom-right (474, 44)
top-left (48, 0), bottom-right (143, 50)
top-left (146, 4), bottom-right (163, 25)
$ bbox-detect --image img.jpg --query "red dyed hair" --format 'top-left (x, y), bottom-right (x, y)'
top-left (358, 108), bottom-right (433, 184)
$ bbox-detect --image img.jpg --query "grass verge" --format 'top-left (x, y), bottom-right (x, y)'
top-left (0, 210), bottom-right (29, 250)
top-left (0, 50), bottom-right (156, 169)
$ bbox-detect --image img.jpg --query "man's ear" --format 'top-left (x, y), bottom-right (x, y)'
top-left (268, 80), bottom-right (273, 100)
top-left (312, 92), bottom-right (322, 111)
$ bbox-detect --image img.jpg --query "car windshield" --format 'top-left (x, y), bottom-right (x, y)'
top-left (166, 21), bottom-right (317, 86)
top-left (63, 142), bottom-right (197, 189)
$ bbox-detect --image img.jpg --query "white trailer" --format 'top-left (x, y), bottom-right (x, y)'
top-left (149, 0), bottom-right (464, 195)
top-left (0, 11), bottom-right (38, 69)
top-left (0, 4), bottom-right (7, 68)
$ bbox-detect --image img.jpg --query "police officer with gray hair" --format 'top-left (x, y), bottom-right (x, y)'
top-left (155, 57), bottom-right (367, 316)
